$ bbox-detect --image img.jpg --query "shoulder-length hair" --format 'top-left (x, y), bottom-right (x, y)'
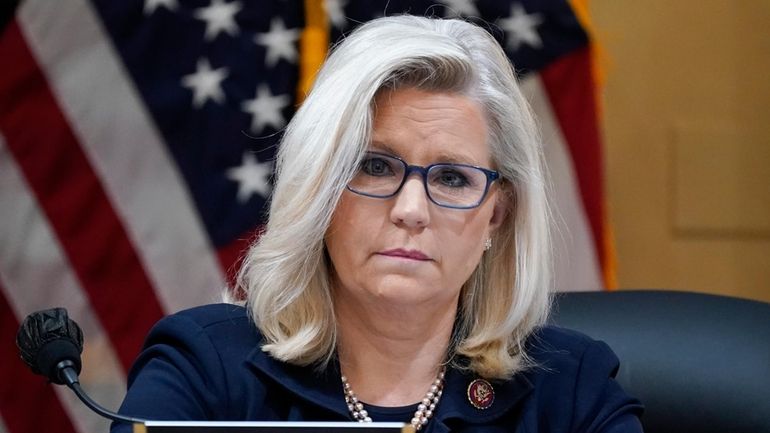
top-left (238, 15), bottom-right (551, 379)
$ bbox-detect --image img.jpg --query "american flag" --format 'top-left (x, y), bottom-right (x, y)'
top-left (0, 1), bottom-right (610, 432)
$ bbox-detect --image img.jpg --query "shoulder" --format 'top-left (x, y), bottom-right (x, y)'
top-left (150, 303), bottom-right (255, 340)
top-left (164, 302), bottom-right (250, 327)
top-left (522, 325), bottom-right (622, 392)
top-left (529, 325), bottom-right (601, 351)
top-left (133, 303), bottom-right (262, 378)
top-left (117, 304), bottom-right (275, 426)
top-left (515, 326), bottom-right (643, 432)
top-left (526, 325), bottom-right (618, 368)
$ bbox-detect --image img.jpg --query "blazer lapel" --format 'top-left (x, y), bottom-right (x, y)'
top-left (245, 347), bottom-right (351, 419)
top-left (432, 367), bottom-right (534, 432)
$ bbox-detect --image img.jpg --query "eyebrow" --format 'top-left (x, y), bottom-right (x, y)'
top-left (369, 141), bottom-right (482, 166)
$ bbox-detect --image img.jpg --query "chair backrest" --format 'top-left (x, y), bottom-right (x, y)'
top-left (549, 290), bottom-right (770, 433)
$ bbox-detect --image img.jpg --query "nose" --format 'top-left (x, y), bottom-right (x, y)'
top-left (389, 176), bottom-right (431, 228)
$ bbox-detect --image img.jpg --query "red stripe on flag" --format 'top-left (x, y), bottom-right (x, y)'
top-left (0, 21), bottom-right (164, 371)
top-left (539, 46), bottom-right (608, 276)
top-left (216, 227), bottom-right (261, 290)
top-left (0, 286), bottom-right (79, 433)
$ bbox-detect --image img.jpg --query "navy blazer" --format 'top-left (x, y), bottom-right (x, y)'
top-left (111, 304), bottom-right (643, 433)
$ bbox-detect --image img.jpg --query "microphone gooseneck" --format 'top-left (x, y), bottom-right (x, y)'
top-left (16, 308), bottom-right (146, 424)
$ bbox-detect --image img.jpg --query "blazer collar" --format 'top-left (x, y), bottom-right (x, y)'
top-left (245, 346), bottom-right (351, 418)
top-left (432, 366), bottom-right (533, 432)
top-left (245, 347), bottom-right (534, 428)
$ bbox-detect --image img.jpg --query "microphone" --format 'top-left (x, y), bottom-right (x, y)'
top-left (16, 308), bottom-right (146, 424)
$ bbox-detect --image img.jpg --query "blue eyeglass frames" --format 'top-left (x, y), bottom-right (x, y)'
top-left (346, 151), bottom-right (500, 209)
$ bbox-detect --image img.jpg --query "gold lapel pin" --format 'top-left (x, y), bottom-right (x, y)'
top-left (467, 378), bottom-right (495, 409)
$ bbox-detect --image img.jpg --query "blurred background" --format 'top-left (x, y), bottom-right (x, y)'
top-left (0, 1), bottom-right (768, 433)
top-left (593, 1), bottom-right (770, 302)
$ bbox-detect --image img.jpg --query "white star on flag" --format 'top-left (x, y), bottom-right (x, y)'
top-left (241, 85), bottom-right (291, 133)
top-left (498, 3), bottom-right (545, 51)
top-left (439, 0), bottom-right (479, 17)
top-left (181, 58), bottom-right (229, 108)
top-left (226, 152), bottom-right (274, 202)
top-left (324, 0), bottom-right (348, 29)
top-left (194, 0), bottom-right (242, 41)
top-left (254, 18), bottom-right (301, 67)
top-left (144, 0), bottom-right (178, 15)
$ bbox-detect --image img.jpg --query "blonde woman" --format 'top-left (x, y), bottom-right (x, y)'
top-left (113, 15), bottom-right (642, 433)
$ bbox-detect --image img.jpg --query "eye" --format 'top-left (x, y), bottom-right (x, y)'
top-left (432, 167), bottom-right (470, 188)
top-left (361, 156), bottom-right (395, 176)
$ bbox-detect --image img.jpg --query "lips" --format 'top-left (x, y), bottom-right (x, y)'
top-left (378, 248), bottom-right (431, 261)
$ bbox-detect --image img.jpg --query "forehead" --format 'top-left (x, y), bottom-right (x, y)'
top-left (371, 88), bottom-right (490, 166)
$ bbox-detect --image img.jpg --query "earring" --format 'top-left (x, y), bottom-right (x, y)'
top-left (484, 238), bottom-right (492, 251)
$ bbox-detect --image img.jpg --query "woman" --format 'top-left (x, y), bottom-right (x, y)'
top-left (112, 15), bottom-right (642, 432)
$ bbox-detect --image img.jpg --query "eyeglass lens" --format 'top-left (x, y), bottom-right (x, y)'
top-left (348, 153), bottom-right (491, 208)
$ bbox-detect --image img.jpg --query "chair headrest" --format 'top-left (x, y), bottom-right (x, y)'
top-left (550, 290), bottom-right (770, 433)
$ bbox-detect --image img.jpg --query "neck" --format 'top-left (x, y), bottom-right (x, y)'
top-left (334, 290), bottom-right (458, 407)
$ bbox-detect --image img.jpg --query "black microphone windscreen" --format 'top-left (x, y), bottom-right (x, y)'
top-left (16, 308), bottom-right (84, 384)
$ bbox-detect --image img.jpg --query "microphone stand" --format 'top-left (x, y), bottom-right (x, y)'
top-left (57, 359), bottom-right (146, 424)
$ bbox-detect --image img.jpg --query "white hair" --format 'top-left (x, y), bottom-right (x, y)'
top-left (238, 15), bottom-right (552, 378)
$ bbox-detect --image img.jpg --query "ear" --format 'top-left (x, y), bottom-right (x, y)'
top-left (488, 188), bottom-right (511, 233)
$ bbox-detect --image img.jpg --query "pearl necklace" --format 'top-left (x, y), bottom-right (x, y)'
top-left (341, 367), bottom-right (446, 431)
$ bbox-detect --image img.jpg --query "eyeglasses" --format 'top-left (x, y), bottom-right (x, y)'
top-left (347, 151), bottom-right (500, 209)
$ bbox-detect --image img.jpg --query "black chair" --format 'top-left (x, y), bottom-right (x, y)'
top-left (550, 290), bottom-right (770, 433)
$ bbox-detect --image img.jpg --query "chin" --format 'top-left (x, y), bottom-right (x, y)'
top-left (374, 287), bottom-right (431, 304)
top-left (369, 278), bottom-right (454, 307)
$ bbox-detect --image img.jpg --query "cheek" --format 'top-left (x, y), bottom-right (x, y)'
top-left (325, 195), bottom-right (379, 270)
top-left (325, 202), bottom-right (351, 272)
top-left (437, 203), bottom-right (494, 245)
top-left (327, 194), bottom-right (359, 240)
top-left (434, 217), bottom-right (488, 277)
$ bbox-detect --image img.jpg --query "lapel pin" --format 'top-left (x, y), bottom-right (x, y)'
top-left (467, 378), bottom-right (495, 409)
